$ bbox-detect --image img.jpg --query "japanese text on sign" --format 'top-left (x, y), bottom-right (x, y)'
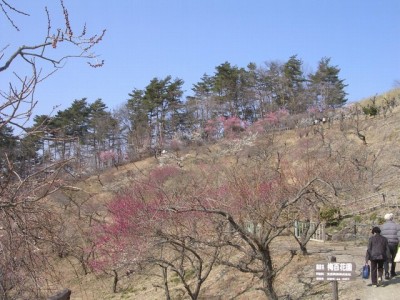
top-left (315, 262), bottom-right (356, 281)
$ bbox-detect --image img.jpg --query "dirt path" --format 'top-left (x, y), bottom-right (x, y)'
top-left (357, 277), bottom-right (400, 300)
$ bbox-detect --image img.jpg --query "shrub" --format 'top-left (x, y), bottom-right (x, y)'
top-left (320, 206), bottom-right (341, 226)
top-left (362, 105), bottom-right (378, 116)
top-left (376, 217), bottom-right (385, 225)
top-left (362, 97), bottom-right (379, 116)
top-left (369, 212), bottom-right (378, 222)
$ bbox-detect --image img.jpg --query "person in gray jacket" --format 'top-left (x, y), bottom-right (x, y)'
top-left (380, 213), bottom-right (399, 279)
top-left (366, 226), bottom-right (390, 287)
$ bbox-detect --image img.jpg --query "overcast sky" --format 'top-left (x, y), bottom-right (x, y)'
top-left (3, 0), bottom-right (399, 119)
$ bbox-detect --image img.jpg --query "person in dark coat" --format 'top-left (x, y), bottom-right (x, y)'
top-left (380, 213), bottom-right (399, 279)
top-left (366, 226), bottom-right (390, 287)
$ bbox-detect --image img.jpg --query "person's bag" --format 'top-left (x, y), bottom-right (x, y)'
top-left (394, 248), bottom-right (400, 263)
top-left (362, 264), bottom-right (370, 279)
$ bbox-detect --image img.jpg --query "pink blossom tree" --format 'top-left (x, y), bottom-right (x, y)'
top-left (203, 116), bottom-right (225, 140)
top-left (99, 150), bottom-right (119, 168)
top-left (91, 166), bottom-right (221, 299)
top-left (247, 108), bottom-right (290, 134)
top-left (222, 116), bottom-right (247, 139)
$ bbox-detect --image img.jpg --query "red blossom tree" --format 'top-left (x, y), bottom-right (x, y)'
top-left (91, 166), bottom-right (222, 298)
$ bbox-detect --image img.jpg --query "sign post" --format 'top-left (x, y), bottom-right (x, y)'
top-left (315, 256), bottom-right (356, 300)
top-left (331, 257), bottom-right (338, 300)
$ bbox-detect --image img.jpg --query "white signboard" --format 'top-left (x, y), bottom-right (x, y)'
top-left (315, 262), bottom-right (356, 281)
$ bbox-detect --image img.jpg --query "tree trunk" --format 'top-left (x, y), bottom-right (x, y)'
top-left (261, 246), bottom-right (278, 300)
top-left (79, 254), bottom-right (88, 275)
top-left (300, 244), bottom-right (308, 255)
top-left (112, 270), bottom-right (118, 293)
top-left (161, 267), bottom-right (171, 300)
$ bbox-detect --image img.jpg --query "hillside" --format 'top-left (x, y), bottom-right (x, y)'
top-left (44, 91), bottom-right (400, 300)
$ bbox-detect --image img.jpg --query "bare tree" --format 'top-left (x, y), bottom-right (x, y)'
top-left (146, 224), bottom-right (221, 300)
top-left (346, 104), bottom-right (368, 145)
top-left (160, 150), bottom-right (338, 300)
top-left (1, 0), bottom-right (104, 129)
top-left (0, 1), bottom-right (104, 298)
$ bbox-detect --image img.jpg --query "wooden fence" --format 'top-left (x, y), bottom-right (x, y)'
top-left (294, 220), bottom-right (326, 242)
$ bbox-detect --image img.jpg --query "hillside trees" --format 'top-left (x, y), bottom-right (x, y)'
top-left (4, 56), bottom-right (351, 169)
top-left (53, 98), bottom-right (91, 138)
top-left (87, 99), bottom-right (120, 168)
top-left (15, 56), bottom-right (349, 162)
top-left (121, 88), bottom-right (150, 158)
top-left (0, 124), bottom-right (17, 170)
top-left (28, 98), bottom-right (119, 170)
top-left (143, 76), bottom-right (184, 152)
top-left (246, 62), bottom-right (280, 120)
top-left (42, 98), bottom-right (91, 164)
top-left (309, 57), bottom-right (348, 109)
top-left (86, 90), bottom-right (393, 299)
top-left (279, 55), bottom-right (308, 113)
top-left (0, 1), bottom-right (105, 298)
top-left (91, 131), bottom-right (348, 299)
top-left (212, 62), bottom-right (255, 119)
top-left (190, 73), bottom-right (215, 125)
top-left (184, 56), bottom-right (347, 143)
top-left (123, 76), bottom-right (184, 156)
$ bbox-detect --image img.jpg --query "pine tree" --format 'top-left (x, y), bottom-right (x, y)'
top-left (309, 57), bottom-right (348, 108)
top-left (282, 55), bottom-right (308, 113)
top-left (0, 125), bottom-right (17, 172)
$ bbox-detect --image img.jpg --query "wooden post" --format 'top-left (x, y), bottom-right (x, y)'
top-left (321, 222), bottom-right (325, 241)
top-left (331, 256), bottom-right (338, 300)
